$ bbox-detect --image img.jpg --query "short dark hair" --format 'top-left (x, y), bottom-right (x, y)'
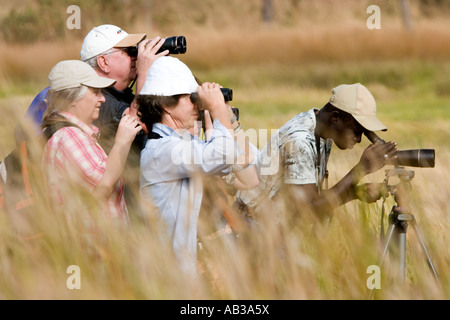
top-left (321, 102), bottom-right (354, 122)
top-left (136, 94), bottom-right (183, 131)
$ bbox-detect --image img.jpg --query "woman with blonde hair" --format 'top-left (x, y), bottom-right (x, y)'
top-left (42, 60), bottom-right (142, 225)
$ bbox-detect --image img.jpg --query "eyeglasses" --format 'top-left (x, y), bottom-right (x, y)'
top-left (107, 46), bottom-right (138, 58)
top-left (121, 46), bottom-right (138, 57)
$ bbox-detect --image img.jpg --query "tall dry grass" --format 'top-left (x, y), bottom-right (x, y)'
top-left (0, 1), bottom-right (449, 300)
top-left (0, 137), bottom-right (447, 299)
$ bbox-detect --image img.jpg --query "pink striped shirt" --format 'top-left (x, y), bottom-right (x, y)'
top-left (43, 112), bottom-right (128, 223)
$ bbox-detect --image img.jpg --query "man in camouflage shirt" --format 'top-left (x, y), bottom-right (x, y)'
top-left (237, 83), bottom-right (398, 223)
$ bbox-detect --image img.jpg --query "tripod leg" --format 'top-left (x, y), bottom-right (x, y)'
top-left (398, 230), bottom-right (407, 284)
top-left (380, 219), bottom-right (407, 285)
top-left (369, 223), bottom-right (396, 299)
top-left (409, 217), bottom-right (440, 283)
top-left (380, 223), bottom-right (396, 266)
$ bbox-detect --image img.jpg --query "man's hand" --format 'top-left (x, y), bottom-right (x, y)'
top-left (358, 141), bottom-right (398, 174)
top-left (135, 37), bottom-right (169, 94)
top-left (355, 183), bottom-right (388, 203)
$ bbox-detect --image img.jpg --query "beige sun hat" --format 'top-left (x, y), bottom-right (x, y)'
top-left (80, 24), bottom-right (146, 61)
top-left (140, 56), bottom-right (198, 96)
top-left (329, 83), bottom-right (387, 132)
top-left (49, 60), bottom-right (116, 92)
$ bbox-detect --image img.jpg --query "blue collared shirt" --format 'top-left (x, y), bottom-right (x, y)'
top-left (140, 119), bottom-right (241, 273)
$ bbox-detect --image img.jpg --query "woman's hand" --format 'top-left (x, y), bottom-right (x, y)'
top-left (115, 114), bottom-right (142, 146)
top-left (196, 82), bottom-right (225, 112)
top-left (196, 82), bottom-right (231, 129)
top-left (124, 101), bottom-right (148, 134)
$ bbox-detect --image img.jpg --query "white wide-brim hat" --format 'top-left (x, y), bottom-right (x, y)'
top-left (140, 56), bottom-right (199, 96)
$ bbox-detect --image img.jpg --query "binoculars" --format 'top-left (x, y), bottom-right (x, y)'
top-left (125, 36), bottom-right (187, 57)
top-left (192, 88), bottom-right (239, 124)
top-left (190, 88), bottom-right (233, 104)
top-left (154, 36), bottom-right (187, 55)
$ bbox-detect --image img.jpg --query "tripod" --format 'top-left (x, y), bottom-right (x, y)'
top-left (377, 167), bottom-right (439, 285)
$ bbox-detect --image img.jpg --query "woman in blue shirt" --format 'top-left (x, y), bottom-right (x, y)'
top-left (137, 56), bottom-right (257, 274)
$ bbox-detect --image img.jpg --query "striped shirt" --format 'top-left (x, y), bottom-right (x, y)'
top-left (43, 111), bottom-right (128, 223)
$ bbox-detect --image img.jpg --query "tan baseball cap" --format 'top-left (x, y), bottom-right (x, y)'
top-left (140, 56), bottom-right (198, 96)
top-left (329, 83), bottom-right (387, 132)
top-left (49, 60), bottom-right (116, 92)
top-left (80, 24), bottom-right (146, 61)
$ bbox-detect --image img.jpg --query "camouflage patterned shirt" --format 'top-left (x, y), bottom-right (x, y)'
top-left (237, 108), bottom-right (332, 214)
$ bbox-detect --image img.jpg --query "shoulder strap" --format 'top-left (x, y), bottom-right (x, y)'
top-left (43, 121), bottom-right (79, 141)
top-left (148, 131), bottom-right (162, 140)
top-left (315, 134), bottom-right (329, 193)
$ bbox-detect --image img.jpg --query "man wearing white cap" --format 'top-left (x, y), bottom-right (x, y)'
top-left (79, 24), bottom-right (168, 151)
top-left (137, 56), bottom-right (257, 273)
top-left (237, 83), bottom-right (398, 223)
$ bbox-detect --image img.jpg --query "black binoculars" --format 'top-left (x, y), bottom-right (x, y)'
top-left (124, 36), bottom-right (187, 57)
top-left (154, 36), bottom-right (187, 55)
top-left (191, 88), bottom-right (233, 104)
top-left (193, 88), bottom-right (239, 124)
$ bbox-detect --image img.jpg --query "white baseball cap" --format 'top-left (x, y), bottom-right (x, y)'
top-left (329, 83), bottom-right (387, 132)
top-left (49, 60), bottom-right (116, 92)
top-left (80, 24), bottom-right (146, 61)
top-left (140, 56), bottom-right (199, 96)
